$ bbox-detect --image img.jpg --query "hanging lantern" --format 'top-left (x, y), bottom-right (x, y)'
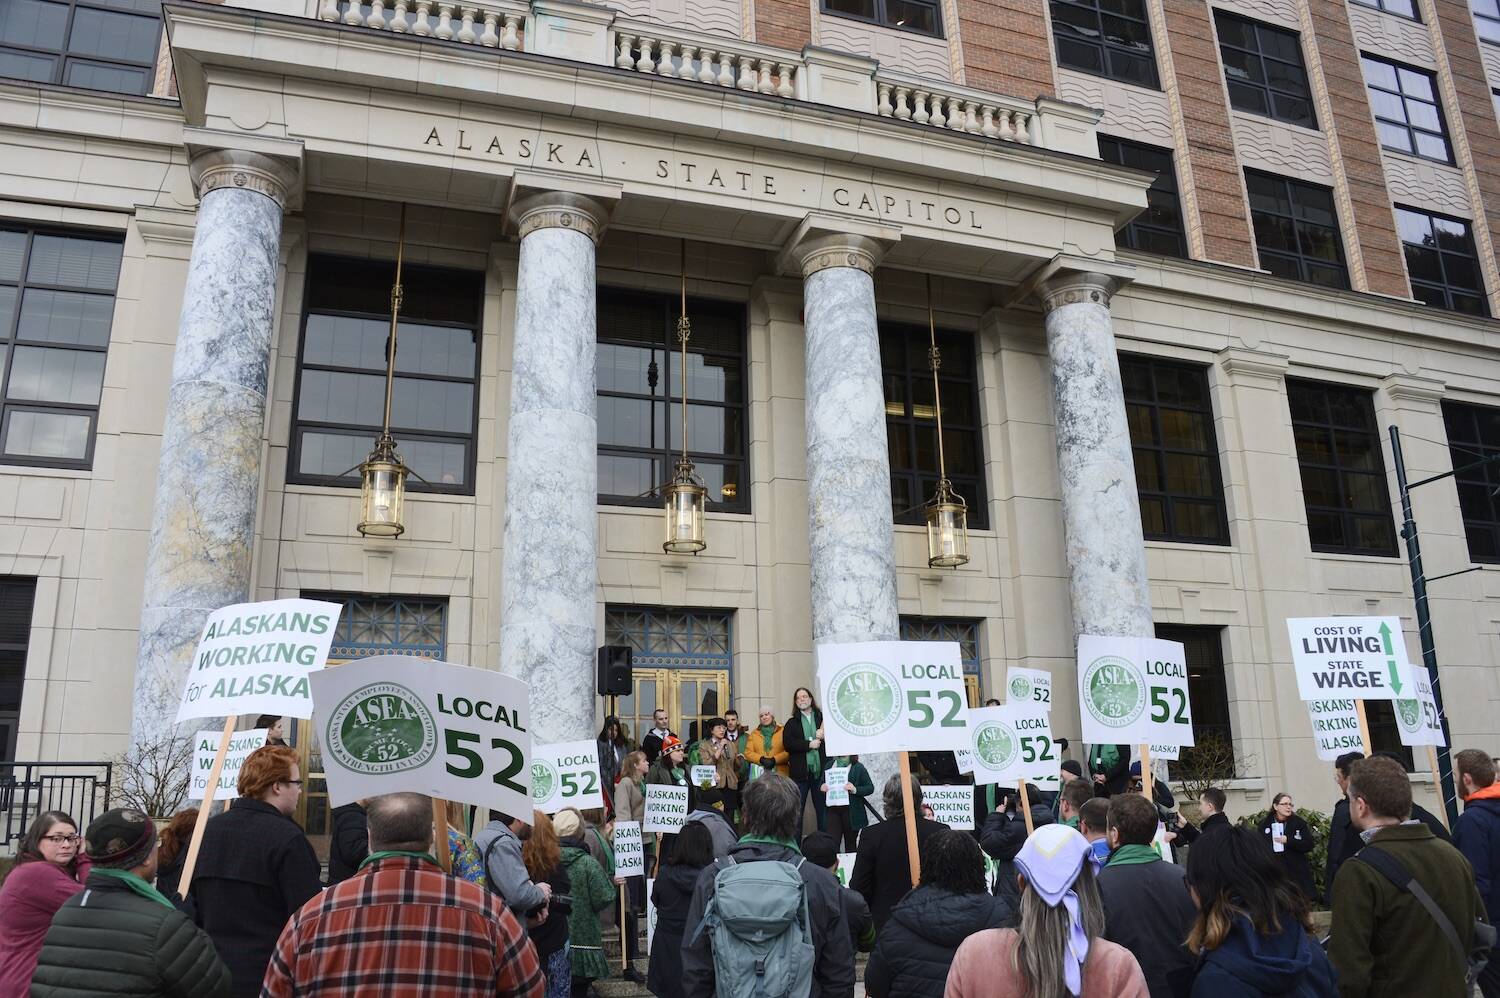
top-left (358, 433), bottom-right (408, 537)
top-left (922, 275), bottom-right (970, 568)
top-left (661, 242), bottom-right (708, 555)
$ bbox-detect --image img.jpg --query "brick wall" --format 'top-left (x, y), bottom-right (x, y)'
top-left (755, 0), bottom-right (813, 51)
top-left (955, 0), bottom-right (1056, 100)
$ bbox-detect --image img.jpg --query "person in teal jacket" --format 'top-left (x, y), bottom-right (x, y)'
top-left (825, 754), bottom-right (876, 851)
top-left (555, 808), bottom-right (616, 998)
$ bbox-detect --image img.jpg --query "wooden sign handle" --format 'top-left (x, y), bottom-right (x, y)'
top-left (433, 797), bottom-right (453, 873)
top-left (898, 752), bottom-right (920, 889)
top-left (1018, 779), bottom-right (1034, 835)
top-left (1354, 700), bottom-right (1373, 756)
top-left (1139, 744), bottom-right (1153, 805)
top-left (1427, 745), bottom-right (1450, 830)
top-left (179, 716), bottom-right (237, 890)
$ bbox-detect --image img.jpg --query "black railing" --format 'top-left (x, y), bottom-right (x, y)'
top-left (0, 762), bottom-right (113, 850)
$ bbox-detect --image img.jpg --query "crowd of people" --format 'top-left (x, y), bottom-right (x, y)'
top-left (0, 691), bottom-right (1495, 998)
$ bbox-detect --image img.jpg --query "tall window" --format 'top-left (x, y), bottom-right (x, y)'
top-left (821, 0), bottom-right (942, 36)
top-left (1352, 0), bottom-right (1419, 20)
top-left (901, 616), bottom-right (982, 705)
top-left (1441, 401), bottom-right (1500, 562)
top-left (1395, 207), bottom-right (1489, 316)
top-left (0, 0), bottom-right (162, 95)
top-left (881, 323), bottom-right (988, 529)
top-left (0, 227), bottom-right (120, 468)
top-left (1245, 170), bottom-right (1350, 289)
top-left (1121, 355), bottom-right (1229, 544)
top-left (1367, 701), bottom-right (1414, 769)
top-left (306, 593), bottom-right (449, 661)
top-left (1097, 137), bottom-right (1188, 258)
top-left (0, 577), bottom-right (35, 761)
top-left (1287, 379), bottom-right (1398, 556)
top-left (1155, 624), bottom-right (1233, 777)
top-left (1474, 0), bottom-right (1500, 44)
top-left (1214, 12), bottom-right (1316, 127)
top-left (290, 255), bottom-right (483, 493)
top-left (1050, 0), bottom-right (1160, 88)
top-left (597, 289), bottom-right (748, 512)
top-left (1362, 56), bottom-right (1452, 162)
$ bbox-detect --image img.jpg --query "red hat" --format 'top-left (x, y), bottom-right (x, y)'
top-left (662, 735), bottom-right (684, 752)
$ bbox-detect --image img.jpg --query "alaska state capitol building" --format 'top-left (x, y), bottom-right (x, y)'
top-left (2, 0), bottom-right (1500, 848)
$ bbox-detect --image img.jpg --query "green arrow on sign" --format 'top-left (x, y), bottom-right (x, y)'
top-left (1378, 621), bottom-right (1393, 656)
top-left (1387, 659), bottom-right (1404, 695)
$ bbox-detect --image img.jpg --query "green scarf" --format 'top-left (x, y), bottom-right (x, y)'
top-left (1089, 744), bottom-right (1120, 773)
top-left (801, 711), bottom-right (820, 774)
top-left (1106, 843), bottom-right (1160, 868)
top-left (741, 834), bottom-right (801, 853)
top-left (985, 783), bottom-right (999, 814)
top-left (1064, 816), bottom-right (1080, 830)
top-left (759, 723), bottom-right (778, 745)
top-left (92, 868), bottom-right (175, 910)
top-left (359, 849), bottom-right (441, 870)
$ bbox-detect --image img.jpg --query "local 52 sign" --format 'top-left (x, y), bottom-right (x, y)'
top-left (1076, 635), bottom-right (1195, 747)
top-left (967, 705), bottom-right (1056, 783)
top-left (531, 741), bottom-right (604, 813)
top-left (815, 640), bottom-right (970, 754)
top-left (309, 654), bottom-right (533, 818)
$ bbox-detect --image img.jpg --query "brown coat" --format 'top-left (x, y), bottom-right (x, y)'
top-left (701, 736), bottom-right (741, 790)
top-left (945, 929), bottom-right (1148, 998)
top-left (744, 726), bottom-right (790, 777)
top-left (614, 778), bottom-right (645, 823)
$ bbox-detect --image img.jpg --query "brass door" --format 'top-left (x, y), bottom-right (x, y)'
top-left (290, 660), bottom-right (343, 862)
top-left (965, 675), bottom-right (981, 708)
top-left (611, 668), bottom-right (730, 746)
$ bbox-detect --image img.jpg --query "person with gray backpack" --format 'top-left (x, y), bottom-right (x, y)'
top-left (683, 773), bottom-right (855, 998)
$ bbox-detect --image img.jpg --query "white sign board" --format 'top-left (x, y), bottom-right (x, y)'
top-left (191, 728), bottom-right (269, 800)
top-left (1005, 666), bottom-right (1053, 716)
top-left (1396, 666), bottom-right (1446, 748)
top-left (614, 821), bottom-right (644, 877)
top-left (531, 740), bottom-right (604, 813)
top-left (967, 706), bottom-right (1057, 784)
top-left (925, 784), bottom-right (976, 831)
top-left (1306, 698), bottom-right (1365, 760)
top-left (1287, 616), bottom-right (1407, 701)
top-left (1076, 635), bottom-right (1195, 747)
top-left (308, 654), bottom-right (532, 818)
top-left (643, 785), bottom-right (689, 833)
top-left (177, 598), bottom-right (342, 723)
top-left (646, 878), bottom-right (658, 953)
top-left (816, 641), bottom-right (970, 754)
top-left (690, 765), bottom-right (718, 788)
top-left (954, 748), bottom-right (976, 775)
top-left (1148, 744), bottom-right (1181, 762)
top-left (824, 765), bottom-right (851, 806)
top-left (835, 852), bottom-right (856, 887)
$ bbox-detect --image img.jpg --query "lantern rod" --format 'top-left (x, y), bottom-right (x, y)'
top-left (380, 203), bottom-right (407, 440)
top-left (926, 273), bottom-right (948, 482)
top-left (678, 239), bottom-right (690, 468)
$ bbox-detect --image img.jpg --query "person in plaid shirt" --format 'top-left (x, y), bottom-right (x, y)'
top-left (261, 792), bottom-right (544, 998)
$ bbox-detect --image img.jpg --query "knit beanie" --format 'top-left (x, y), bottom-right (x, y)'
top-left (86, 808), bottom-right (157, 870)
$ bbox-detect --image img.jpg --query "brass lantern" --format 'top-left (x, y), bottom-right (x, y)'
top-left (356, 204), bottom-right (413, 538)
top-left (922, 275), bottom-right (970, 568)
top-left (662, 242), bottom-right (708, 554)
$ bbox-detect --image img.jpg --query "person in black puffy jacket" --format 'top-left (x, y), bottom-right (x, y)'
top-left (979, 783), bottom-right (1054, 906)
top-left (326, 801), bottom-right (369, 886)
top-left (32, 808), bottom-right (230, 998)
top-left (865, 829), bottom-right (1013, 998)
top-left (647, 822), bottom-right (715, 998)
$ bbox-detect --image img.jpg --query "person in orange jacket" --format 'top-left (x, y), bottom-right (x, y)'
top-left (743, 706), bottom-right (789, 778)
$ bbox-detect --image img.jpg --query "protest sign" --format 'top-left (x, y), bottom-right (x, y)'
top-left (643, 785), bottom-right (689, 833)
top-left (816, 641), bottom-right (970, 754)
top-left (1286, 616), bottom-right (1408, 701)
top-left (925, 785), bottom-right (976, 831)
top-left (308, 654), bottom-right (532, 818)
top-left (1396, 666), bottom-right (1445, 748)
top-left (1076, 635), bottom-right (1194, 747)
top-left (1006, 666), bottom-right (1053, 716)
top-left (191, 728), bottom-right (268, 800)
top-left (955, 748), bottom-right (976, 775)
top-left (1306, 697), bottom-right (1365, 759)
top-left (690, 765), bottom-right (717, 788)
top-left (646, 878), bottom-right (657, 953)
top-left (177, 598), bottom-right (342, 723)
top-left (835, 853), bottom-right (856, 887)
top-left (531, 740), bottom-right (604, 813)
top-left (824, 765), bottom-right (851, 806)
top-left (614, 821), bottom-right (645, 877)
top-left (1148, 744), bottom-right (1180, 762)
top-left (967, 705), bottom-right (1056, 784)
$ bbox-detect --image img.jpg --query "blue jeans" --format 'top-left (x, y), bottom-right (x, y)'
top-left (797, 775), bottom-right (827, 832)
top-left (544, 945), bottom-right (571, 998)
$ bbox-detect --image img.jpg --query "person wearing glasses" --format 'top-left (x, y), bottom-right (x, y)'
top-left (189, 744), bottom-right (322, 998)
top-left (0, 811), bottom-right (90, 996)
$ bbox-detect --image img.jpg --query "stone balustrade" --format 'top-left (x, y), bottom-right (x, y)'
top-left (875, 72), bottom-right (1039, 145)
top-left (322, 0), bottom-right (526, 48)
top-left (611, 28), bottom-right (800, 99)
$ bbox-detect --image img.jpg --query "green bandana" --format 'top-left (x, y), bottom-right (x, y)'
top-left (741, 834), bottom-right (801, 853)
top-left (359, 850), bottom-right (441, 871)
top-left (1106, 843), bottom-right (1161, 868)
top-left (801, 711), bottom-right (820, 775)
top-left (92, 868), bottom-right (175, 910)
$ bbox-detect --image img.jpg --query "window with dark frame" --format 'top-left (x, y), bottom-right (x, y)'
top-left (1155, 624), bottom-right (1234, 779)
top-left (1214, 11), bottom-right (1316, 127)
top-left (820, 0), bottom-right (942, 36)
top-left (1474, 0), bottom-right (1500, 44)
top-left (0, 226), bottom-right (120, 468)
top-left (1395, 207), bottom-right (1489, 317)
top-left (1441, 401), bottom-right (1500, 563)
top-left (1121, 355), bottom-right (1229, 545)
top-left (1361, 55), bottom-right (1452, 163)
top-left (597, 288), bottom-right (748, 513)
top-left (1286, 378), bottom-right (1398, 556)
top-left (0, 0), bottom-right (163, 96)
top-left (1245, 170), bottom-right (1350, 290)
top-left (1050, 0), bottom-right (1161, 89)
top-left (880, 322), bottom-right (988, 530)
top-left (289, 254), bottom-right (483, 494)
top-left (1351, 0), bottom-right (1419, 20)
top-left (0, 577), bottom-right (35, 762)
top-left (1097, 136), bottom-right (1188, 258)
top-left (1366, 700), bottom-right (1415, 769)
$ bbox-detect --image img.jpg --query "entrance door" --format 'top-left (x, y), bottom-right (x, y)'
top-left (605, 606), bottom-right (735, 746)
top-left (613, 668), bottom-right (730, 746)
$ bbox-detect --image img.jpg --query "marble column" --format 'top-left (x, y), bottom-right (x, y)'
top-left (499, 191), bottom-right (611, 745)
top-left (131, 150), bottom-right (297, 750)
top-left (788, 228), bottom-right (902, 798)
top-left (1040, 270), bottom-right (1153, 639)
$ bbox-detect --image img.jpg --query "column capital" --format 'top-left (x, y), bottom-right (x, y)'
top-left (507, 172), bottom-right (621, 245)
top-left (1011, 255), bottom-right (1134, 312)
top-left (777, 213), bottom-right (900, 278)
top-left (184, 130), bottom-right (304, 210)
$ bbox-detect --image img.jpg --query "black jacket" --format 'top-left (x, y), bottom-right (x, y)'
top-left (979, 804), bottom-right (1055, 905)
top-left (32, 870), bottom-right (232, 997)
top-left (327, 802), bottom-right (369, 886)
top-left (782, 709), bottom-right (825, 782)
top-left (864, 887), bottom-right (1012, 998)
top-left (852, 814), bottom-right (946, 930)
top-left (1098, 857), bottom-right (1198, 998)
top-left (647, 862), bottom-right (704, 998)
top-left (188, 798), bottom-right (323, 998)
top-left (1258, 812), bottom-right (1316, 901)
top-left (529, 862), bottom-right (572, 962)
top-left (1089, 744), bottom-right (1132, 797)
